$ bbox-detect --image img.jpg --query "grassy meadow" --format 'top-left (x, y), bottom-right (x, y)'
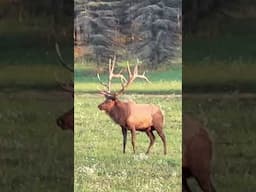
top-left (0, 21), bottom-right (74, 190)
top-left (183, 98), bottom-right (256, 191)
top-left (0, 91), bottom-right (73, 191)
top-left (183, 11), bottom-right (256, 190)
top-left (74, 62), bottom-right (182, 192)
top-left (75, 62), bottom-right (181, 95)
top-left (183, 18), bottom-right (256, 92)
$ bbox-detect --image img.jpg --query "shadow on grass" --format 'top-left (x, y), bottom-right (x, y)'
top-left (76, 89), bottom-right (181, 95)
top-left (184, 83), bottom-right (256, 93)
top-left (0, 85), bottom-right (62, 93)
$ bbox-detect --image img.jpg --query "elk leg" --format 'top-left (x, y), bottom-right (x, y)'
top-left (196, 178), bottom-right (216, 192)
top-left (194, 173), bottom-right (212, 192)
top-left (121, 126), bottom-right (127, 153)
top-left (156, 129), bottom-right (167, 155)
top-left (182, 175), bottom-right (192, 192)
top-left (210, 181), bottom-right (216, 192)
top-left (145, 130), bottom-right (155, 154)
top-left (190, 159), bottom-right (212, 192)
top-left (130, 128), bottom-right (136, 154)
top-left (189, 134), bottom-right (213, 192)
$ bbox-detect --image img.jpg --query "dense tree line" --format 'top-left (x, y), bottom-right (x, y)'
top-left (0, 0), bottom-right (73, 43)
top-left (183, 0), bottom-right (240, 33)
top-left (75, 0), bottom-right (181, 68)
top-left (1, 0), bottom-right (181, 67)
top-left (0, 0), bottom-right (72, 22)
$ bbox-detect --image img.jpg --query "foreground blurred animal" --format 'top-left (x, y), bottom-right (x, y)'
top-left (56, 108), bottom-right (74, 131)
top-left (97, 56), bottom-right (166, 154)
top-left (183, 114), bottom-right (216, 192)
top-left (55, 43), bottom-right (74, 132)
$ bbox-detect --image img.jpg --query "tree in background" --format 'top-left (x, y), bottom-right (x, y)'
top-left (75, 0), bottom-right (121, 65)
top-left (122, 0), bottom-right (181, 68)
top-left (183, 0), bottom-right (240, 33)
top-left (75, 0), bottom-right (181, 68)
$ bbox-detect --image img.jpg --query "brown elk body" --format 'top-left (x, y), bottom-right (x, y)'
top-left (182, 114), bottom-right (216, 192)
top-left (98, 98), bottom-right (166, 154)
top-left (97, 56), bottom-right (166, 154)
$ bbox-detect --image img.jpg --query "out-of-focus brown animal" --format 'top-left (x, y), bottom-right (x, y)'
top-left (183, 114), bottom-right (216, 192)
top-left (56, 108), bottom-right (74, 131)
top-left (97, 56), bottom-right (166, 154)
top-left (55, 43), bottom-right (74, 132)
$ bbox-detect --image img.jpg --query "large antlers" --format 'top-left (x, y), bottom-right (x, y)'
top-left (97, 55), bottom-right (127, 95)
top-left (97, 56), bottom-right (150, 97)
top-left (55, 43), bottom-right (74, 72)
top-left (117, 60), bottom-right (151, 95)
top-left (55, 42), bottom-right (74, 95)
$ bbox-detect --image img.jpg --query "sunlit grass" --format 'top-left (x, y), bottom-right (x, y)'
top-left (0, 92), bottom-right (73, 191)
top-left (75, 94), bottom-right (181, 192)
top-left (183, 62), bottom-right (256, 91)
top-left (75, 63), bottom-right (182, 95)
top-left (75, 81), bottom-right (181, 95)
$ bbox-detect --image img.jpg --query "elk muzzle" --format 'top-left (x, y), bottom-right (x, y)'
top-left (98, 103), bottom-right (103, 110)
top-left (98, 98), bottom-right (115, 112)
top-left (56, 108), bottom-right (74, 131)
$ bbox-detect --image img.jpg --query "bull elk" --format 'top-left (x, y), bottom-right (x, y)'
top-left (97, 56), bottom-right (167, 155)
top-left (183, 114), bottom-right (216, 192)
top-left (55, 43), bottom-right (74, 132)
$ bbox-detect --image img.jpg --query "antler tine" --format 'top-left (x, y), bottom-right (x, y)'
top-left (116, 60), bottom-right (151, 96)
top-left (133, 64), bottom-right (138, 76)
top-left (109, 58), bottom-right (113, 75)
top-left (112, 55), bottom-right (116, 71)
top-left (133, 59), bottom-right (151, 83)
top-left (97, 73), bottom-right (109, 91)
top-left (134, 66), bottom-right (151, 83)
top-left (109, 55), bottom-right (127, 88)
top-left (55, 43), bottom-right (74, 72)
top-left (108, 57), bottom-right (113, 91)
top-left (98, 55), bottom-right (128, 96)
top-left (127, 61), bottom-right (132, 77)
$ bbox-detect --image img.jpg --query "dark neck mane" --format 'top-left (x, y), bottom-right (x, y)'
top-left (108, 100), bottom-right (130, 126)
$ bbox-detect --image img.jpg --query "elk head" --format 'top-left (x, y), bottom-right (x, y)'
top-left (55, 43), bottom-right (74, 131)
top-left (56, 108), bottom-right (74, 131)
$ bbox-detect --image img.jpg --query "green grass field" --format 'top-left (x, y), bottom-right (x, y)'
top-left (0, 16), bottom-right (74, 191)
top-left (75, 94), bottom-right (181, 192)
top-left (184, 97), bottom-right (256, 191)
top-left (75, 63), bottom-right (181, 95)
top-left (183, 10), bottom-right (256, 190)
top-left (74, 59), bottom-right (182, 192)
top-left (1, 20), bottom-right (182, 191)
top-left (0, 91), bottom-right (73, 191)
top-left (183, 17), bottom-right (256, 92)
top-left (0, 21), bottom-right (73, 91)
